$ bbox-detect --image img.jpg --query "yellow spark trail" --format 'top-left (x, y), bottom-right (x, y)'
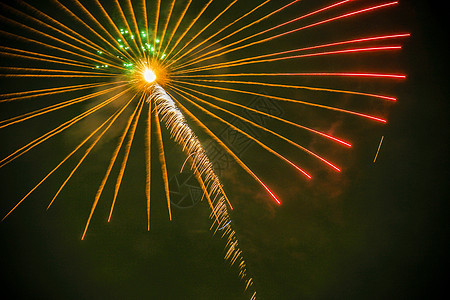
top-left (170, 90), bottom-right (282, 206)
top-left (0, 81), bottom-right (125, 103)
top-left (160, 0), bottom-right (193, 58)
top-left (0, 12), bottom-right (119, 68)
top-left (0, 87), bottom-right (131, 169)
top-left (108, 95), bottom-right (146, 224)
top-left (166, 0), bottom-right (271, 67)
top-left (1, 88), bottom-right (133, 221)
top-left (48, 92), bottom-right (140, 212)
top-left (171, 0), bottom-right (302, 70)
top-left (171, 83), bottom-right (352, 147)
top-left (113, 0), bottom-right (144, 58)
top-left (73, 0), bottom-right (140, 59)
top-left (0, 2), bottom-right (119, 67)
top-left (0, 29), bottom-right (122, 69)
top-left (170, 85), bottom-right (312, 180)
top-left (168, 0), bottom-right (238, 62)
top-left (175, 1), bottom-right (396, 71)
top-left (145, 95), bottom-right (152, 230)
top-left (175, 46), bottom-right (402, 74)
top-left (79, 92), bottom-right (142, 224)
top-left (175, 78), bottom-right (397, 102)
top-left (16, 1), bottom-right (121, 63)
top-left (125, 0), bottom-right (145, 56)
top-left (0, 83), bottom-right (127, 129)
top-left (0, 47), bottom-right (100, 70)
top-left (91, 0), bottom-right (138, 61)
top-left (161, 0), bottom-right (214, 62)
top-left (152, 95), bottom-right (172, 221)
top-left (0, 66), bottom-right (120, 76)
top-left (172, 33), bottom-right (409, 75)
top-left (173, 79), bottom-right (388, 123)
top-left (156, 0), bottom-right (176, 58)
top-left (153, 0), bottom-right (161, 53)
top-left (172, 83), bottom-right (341, 172)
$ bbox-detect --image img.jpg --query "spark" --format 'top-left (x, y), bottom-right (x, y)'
top-left (373, 136), bottom-right (385, 163)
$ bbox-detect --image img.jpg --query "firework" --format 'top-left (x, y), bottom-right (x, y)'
top-left (0, 0), bottom-right (407, 298)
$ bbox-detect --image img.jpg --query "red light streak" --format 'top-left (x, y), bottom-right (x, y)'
top-left (260, 72), bottom-right (406, 79)
top-left (269, 2), bottom-right (399, 42)
top-left (258, 179), bottom-right (281, 205)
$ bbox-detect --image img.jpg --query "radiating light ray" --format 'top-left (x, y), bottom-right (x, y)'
top-left (173, 45), bottom-right (403, 75)
top-left (168, 0), bottom-right (238, 62)
top-left (0, 74), bottom-right (118, 78)
top-left (172, 0), bottom-right (302, 69)
top-left (0, 11), bottom-right (118, 68)
top-left (124, 0), bottom-right (145, 56)
top-left (152, 92), bottom-right (173, 221)
top-left (172, 0), bottom-right (349, 70)
top-left (173, 79), bottom-right (388, 123)
top-left (171, 82), bottom-right (352, 147)
top-left (0, 84), bottom-right (127, 129)
top-left (0, 1), bottom-right (119, 67)
top-left (1, 91), bottom-right (134, 222)
top-left (0, 51), bottom-right (110, 73)
top-left (152, 0), bottom-right (161, 53)
top-left (82, 94), bottom-right (145, 240)
top-left (167, 0), bottom-right (271, 67)
top-left (73, 0), bottom-right (140, 59)
top-left (108, 96), bottom-right (146, 224)
top-left (0, 87), bottom-right (131, 169)
top-left (160, 0), bottom-right (193, 58)
top-left (162, 0), bottom-right (214, 63)
top-left (170, 91), bottom-right (282, 205)
top-left (92, 0), bottom-right (139, 61)
top-left (0, 46), bottom-right (101, 70)
top-left (0, 66), bottom-right (120, 77)
top-left (145, 96), bottom-right (152, 230)
top-left (141, 0), bottom-right (149, 52)
top-left (0, 81), bottom-right (125, 103)
top-left (16, 1), bottom-right (121, 63)
top-left (70, 0), bottom-right (138, 64)
top-left (48, 91), bottom-right (140, 212)
top-left (174, 33), bottom-right (410, 75)
top-left (172, 83), bottom-right (341, 171)
top-left (85, 92), bottom-right (143, 223)
top-left (170, 85), bottom-right (312, 180)
top-left (151, 85), bottom-right (235, 215)
top-left (0, 28), bottom-right (121, 69)
top-left (178, 78), bottom-right (396, 102)
top-left (113, 0), bottom-right (143, 58)
top-left (175, 1), bottom-right (398, 70)
top-left (172, 71), bottom-right (407, 79)
top-left (156, 0), bottom-right (176, 58)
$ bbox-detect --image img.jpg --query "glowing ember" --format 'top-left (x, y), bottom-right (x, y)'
top-left (143, 67), bottom-right (157, 83)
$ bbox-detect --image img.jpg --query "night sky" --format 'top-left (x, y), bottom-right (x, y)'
top-left (0, 1), bottom-right (448, 299)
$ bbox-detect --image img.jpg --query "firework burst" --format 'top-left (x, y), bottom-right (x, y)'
top-left (0, 0), bottom-right (407, 298)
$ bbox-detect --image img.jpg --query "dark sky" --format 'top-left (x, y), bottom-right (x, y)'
top-left (0, 0), bottom-right (448, 299)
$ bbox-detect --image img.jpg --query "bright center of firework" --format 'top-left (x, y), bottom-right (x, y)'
top-left (143, 67), bottom-right (157, 83)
